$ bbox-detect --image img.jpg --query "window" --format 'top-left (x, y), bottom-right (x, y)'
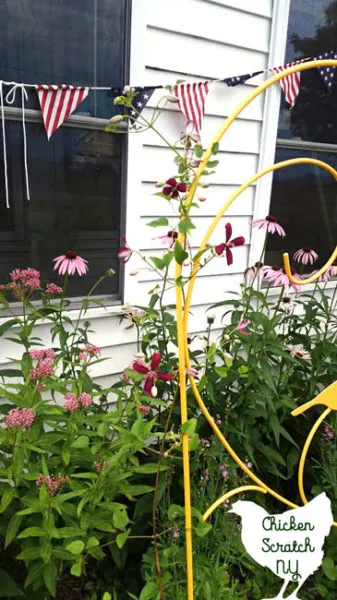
top-left (0, 0), bottom-right (130, 298)
top-left (265, 0), bottom-right (337, 272)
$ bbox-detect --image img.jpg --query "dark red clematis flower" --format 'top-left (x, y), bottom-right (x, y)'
top-left (214, 223), bottom-right (245, 266)
top-left (162, 178), bottom-right (187, 199)
top-left (132, 352), bottom-right (173, 394)
top-left (118, 237), bottom-right (133, 263)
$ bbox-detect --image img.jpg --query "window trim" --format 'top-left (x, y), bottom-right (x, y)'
top-left (1, 0), bottom-right (132, 309)
top-left (248, 0), bottom-right (291, 267)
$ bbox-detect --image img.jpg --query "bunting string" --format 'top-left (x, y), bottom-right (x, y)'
top-left (0, 53), bottom-right (337, 207)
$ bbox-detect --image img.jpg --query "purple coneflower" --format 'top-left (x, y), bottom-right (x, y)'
top-left (288, 344), bottom-right (311, 360)
top-left (153, 230), bottom-right (178, 248)
top-left (246, 262), bottom-right (264, 283)
top-left (53, 251), bottom-right (88, 276)
top-left (252, 215), bottom-right (286, 237)
top-left (293, 247), bottom-right (318, 266)
top-left (263, 265), bottom-right (301, 292)
top-left (214, 223), bottom-right (245, 266)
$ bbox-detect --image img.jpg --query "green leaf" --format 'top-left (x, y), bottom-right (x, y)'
top-left (140, 582), bottom-right (160, 600)
top-left (5, 513), bottom-right (23, 548)
top-left (17, 547), bottom-right (41, 560)
top-left (66, 540), bottom-right (85, 555)
top-left (86, 536), bottom-right (99, 549)
top-left (40, 538), bottom-right (52, 564)
top-left (103, 593), bottom-right (112, 600)
top-left (116, 528), bottom-right (130, 549)
top-left (71, 436), bottom-right (89, 449)
top-left (0, 487), bottom-right (17, 513)
top-left (207, 159), bottom-right (219, 168)
top-left (194, 144), bottom-right (203, 158)
top-left (0, 369), bottom-right (23, 378)
top-left (181, 418), bottom-right (197, 436)
top-left (147, 217), bottom-right (169, 228)
top-left (0, 569), bottom-right (24, 597)
top-left (178, 219), bottom-right (196, 234)
top-left (195, 522), bottom-right (212, 537)
top-left (113, 508), bottom-right (129, 529)
top-left (211, 142), bottom-right (219, 155)
top-left (168, 504), bottom-right (184, 520)
top-left (189, 433), bottom-right (199, 451)
top-left (89, 516), bottom-right (114, 532)
top-left (70, 562), bottom-right (82, 577)
top-left (133, 464), bottom-right (168, 474)
top-left (150, 256), bottom-right (165, 270)
top-left (174, 241), bottom-right (188, 265)
top-left (18, 526), bottom-right (47, 539)
top-left (322, 557), bottom-right (337, 581)
top-left (0, 318), bottom-right (18, 337)
top-left (124, 368), bottom-right (144, 382)
top-left (53, 527), bottom-right (84, 539)
top-left (43, 562), bottom-right (57, 597)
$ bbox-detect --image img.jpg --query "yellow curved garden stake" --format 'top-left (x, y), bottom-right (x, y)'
top-left (292, 380), bottom-right (337, 416)
top-left (283, 248), bottom-right (337, 285)
top-left (175, 59), bottom-right (337, 600)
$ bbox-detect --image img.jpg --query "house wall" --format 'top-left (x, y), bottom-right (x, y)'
top-left (0, 0), bottom-right (286, 386)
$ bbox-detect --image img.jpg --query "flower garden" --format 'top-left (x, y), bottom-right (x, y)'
top-left (0, 87), bottom-right (337, 600)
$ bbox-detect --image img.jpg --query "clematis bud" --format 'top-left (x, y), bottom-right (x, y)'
top-left (198, 195), bottom-right (206, 202)
top-left (155, 181), bottom-right (167, 188)
top-left (129, 270), bottom-right (139, 276)
top-left (224, 334), bottom-right (230, 342)
top-left (151, 385), bottom-right (158, 398)
top-left (200, 181), bottom-right (210, 188)
top-left (134, 352), bottom-right (145, 359)
top-left (123, 85), bottom-right (132, 94)
top-left (109, 114), bottom-right (123, 123)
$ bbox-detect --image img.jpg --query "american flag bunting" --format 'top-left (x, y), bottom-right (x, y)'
top-left (316, 50), bottom-right (337, 92)
top-left (172, 82), bottom-right (210, 137)
top-left (272, 60), bottom-right (305, 108)
top-left (36, 85), bottom-right (90, 139)
top-left (225, 71), bottom-right (264, 86)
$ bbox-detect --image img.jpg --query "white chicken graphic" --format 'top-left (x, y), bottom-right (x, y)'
top-left (229, 493), bottom-right (333, 599)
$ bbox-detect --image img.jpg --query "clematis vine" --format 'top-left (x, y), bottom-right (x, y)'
top-left (162, 178), bottom-right (187, 199)
top-left (214, 223), bottom-right (245, 266)
top-left (131, 352), bottom-right (174, 395)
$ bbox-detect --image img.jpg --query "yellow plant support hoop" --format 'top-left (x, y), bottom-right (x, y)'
top-left (175, 60), bottom-right (337, 599)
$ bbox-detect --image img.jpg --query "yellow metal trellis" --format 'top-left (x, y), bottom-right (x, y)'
top-left (175, 60), bottom-right (337, 599)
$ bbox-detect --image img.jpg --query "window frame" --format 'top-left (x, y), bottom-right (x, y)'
top-left (2, 0), bottom-right (132, 308)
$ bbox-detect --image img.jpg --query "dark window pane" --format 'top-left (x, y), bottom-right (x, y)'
top-left (0, 121), bottom-right (121, 297)
top-left (278, 0), bottom-right (337, 143)
top-left (0, 0), bottom-right (128, 117)
top-left (265, 147), bottom-right (337, 272)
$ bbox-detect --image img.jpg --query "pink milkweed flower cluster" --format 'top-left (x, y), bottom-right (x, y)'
top-left (118, 237), bottom-right (133, 263)
top-left (130, 353), bottom-right (173, 395)
top-left (53, 251), bottom-right (88, 276)
top-left (293, 247), bottom-right (318, 266)
top-left (199, 438), bottom-right (211, 448)
top-left (94, 460), bottom-right (109, 470)
top-left (36, 473), bottom-right (69, 496)
top-left (78, 344), bottom-right (101, 362)
top-left (45, 283), bottom-right (63, 295)
top-left (10, 267), bottom-right (41, 289)
top-left (220, 465), bottom-right (229, 478)
top-left (29, 349), bottom-right (55, 361)
top-left (137, 404), bottom-right (151, 415)
top-left (29, 349), bottom-right (55, 381)
top-left (162, 177), bottom-right (187, 199)
top-left (5, 408), bottom-right (36, 429)
top-left (214, 223), bottom-right (245, 266)
top-left (64, 392), bottom-right (93, 411)
top-left (252, 215), bottom-right (286, 237)
top-left (323, 425), bottom-right (334, 442)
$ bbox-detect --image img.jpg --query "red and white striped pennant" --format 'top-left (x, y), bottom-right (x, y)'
top-left (36, 84), bottom-right (90, 139)
top-left (272, 60), bottom-right (305, 108)
top-left (172, 82), bottom-right (210, 137)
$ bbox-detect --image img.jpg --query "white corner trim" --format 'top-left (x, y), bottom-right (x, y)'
top-left (248, 0), bottom-right (291, 266)
top-left (123, 0), bottom-right (148, 304)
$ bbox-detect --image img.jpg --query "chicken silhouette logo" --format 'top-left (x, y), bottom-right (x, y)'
top-left (229, 493), bottom-right (333, 600)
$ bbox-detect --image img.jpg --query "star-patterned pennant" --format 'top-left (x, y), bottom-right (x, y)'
top-left (127, 87), bottom-right (157, 119)
top-left (224, 71), bottom-right (264, 87)
top-left (316, 50), bottom-right (337, 92)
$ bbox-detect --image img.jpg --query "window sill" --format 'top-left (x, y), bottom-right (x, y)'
top-left (264, 279), bottom-right (337, 296)
top-left (0, 297), bottom-right (125, 322)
